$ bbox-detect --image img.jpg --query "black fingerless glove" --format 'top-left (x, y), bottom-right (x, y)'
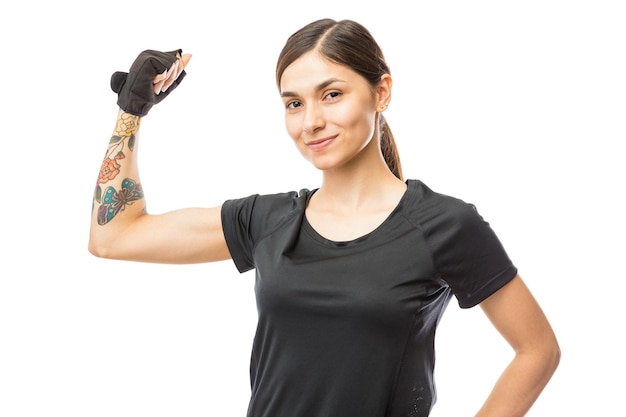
top-left (111, 49), bottom-right (186, 117)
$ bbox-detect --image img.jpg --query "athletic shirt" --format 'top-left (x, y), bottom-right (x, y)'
top-left (221, 179), bottom-right (517, 417)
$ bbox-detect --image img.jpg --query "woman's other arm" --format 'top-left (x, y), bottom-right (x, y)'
top-left (475, 274), bottom-right (561, 416)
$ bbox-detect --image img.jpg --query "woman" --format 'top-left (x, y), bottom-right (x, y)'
top-left (90, 18), bottom-right (560, 417)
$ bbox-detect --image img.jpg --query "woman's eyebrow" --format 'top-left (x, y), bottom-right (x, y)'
top-left (281, 78), bottom-right (343, 98)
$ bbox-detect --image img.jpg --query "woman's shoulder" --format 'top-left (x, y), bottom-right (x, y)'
top-left (405, 179), bottom-right (470, 208)
top-left (252, 187), bottom-right (316, 211)
top-left (403, 179), bottom-right (483, 227)
top-left (223, 187), bottom-right (316, 224)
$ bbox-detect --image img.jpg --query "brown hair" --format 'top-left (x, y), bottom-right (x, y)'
top-left (275, 19), bottom-right (403, 180)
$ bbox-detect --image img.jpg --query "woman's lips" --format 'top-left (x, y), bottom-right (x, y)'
top-left (305, 136), bottom-right (336, 152)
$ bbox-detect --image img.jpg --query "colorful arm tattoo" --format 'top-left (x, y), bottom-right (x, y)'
top-left (93, 113), bottom-right (144, 225)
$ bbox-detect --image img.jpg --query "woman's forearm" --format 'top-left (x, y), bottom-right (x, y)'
top-left (89, 110), bottom-right (146, 257)
top-left (475, 339), bottom-right (561, 416)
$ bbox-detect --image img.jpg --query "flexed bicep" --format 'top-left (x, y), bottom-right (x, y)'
top-left (101, 206), bottom-right (231, 264)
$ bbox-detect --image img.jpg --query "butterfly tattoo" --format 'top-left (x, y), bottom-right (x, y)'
top-left (96, 178), bottom-right (144, 225)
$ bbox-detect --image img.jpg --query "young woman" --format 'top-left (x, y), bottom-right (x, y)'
top-left (89, 18), bottom-right (560, 417)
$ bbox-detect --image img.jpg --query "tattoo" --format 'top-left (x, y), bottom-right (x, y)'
top-left (116, 112), bottom-right (141, 136)
top-left (93, 113), bottom-right (143, 224)
top-left (96, 178), bottom-right (144, 225)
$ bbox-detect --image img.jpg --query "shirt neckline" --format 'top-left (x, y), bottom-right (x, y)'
top-left (302, 180), bottom-right (417, 248)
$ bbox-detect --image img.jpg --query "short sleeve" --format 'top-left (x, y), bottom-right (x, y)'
top-left (221, 194), bottom-right (259, 273)
top-left (221, 190), bottom-right (308, 273)
top-left (428, 199), bottom-right (517, 308)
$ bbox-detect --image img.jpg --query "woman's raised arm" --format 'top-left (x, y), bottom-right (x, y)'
top-left (88, 51), bottom-right (230, 264)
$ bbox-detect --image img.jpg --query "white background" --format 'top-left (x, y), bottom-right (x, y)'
top-left (1, 1), bottom-right (624, 416)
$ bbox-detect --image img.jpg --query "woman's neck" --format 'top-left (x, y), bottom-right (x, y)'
top-left (306, 148), bottom-right (407, 242)
top-left (314, 151), bottom-right (405, 213)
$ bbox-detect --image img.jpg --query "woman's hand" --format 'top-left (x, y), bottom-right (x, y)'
top-left (111, 49), bottom-right (192, 117)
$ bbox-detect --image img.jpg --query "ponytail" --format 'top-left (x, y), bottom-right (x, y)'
top-left (379, 115), bottom-right (403, 181)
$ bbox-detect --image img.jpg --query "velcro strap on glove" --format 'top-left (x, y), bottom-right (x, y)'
top-left (111, 49), bottom-right (186, 117)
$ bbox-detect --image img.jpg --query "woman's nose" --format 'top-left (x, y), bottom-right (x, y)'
top-left (303, 104), bottom-right (324, 133)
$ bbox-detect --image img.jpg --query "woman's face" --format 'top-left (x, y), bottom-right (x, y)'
top-left (279, 51), bottom-right (382, 172)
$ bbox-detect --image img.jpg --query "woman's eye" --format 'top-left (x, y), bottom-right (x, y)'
top-left (286, 100), bottom-right (302, 110)
top-left (325, 91), bottom-right (341, 100)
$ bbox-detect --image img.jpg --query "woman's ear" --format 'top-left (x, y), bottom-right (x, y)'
top-left (376, 74), bottom-right (392, 112)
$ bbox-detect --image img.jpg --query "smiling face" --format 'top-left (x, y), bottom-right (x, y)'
top-left (279, 51), bottom-right (385, 172)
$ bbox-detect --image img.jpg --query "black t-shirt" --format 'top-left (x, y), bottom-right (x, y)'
top-left (221, 179), bottom-right (517, 417)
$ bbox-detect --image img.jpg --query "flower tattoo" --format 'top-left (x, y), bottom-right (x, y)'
top-left (93, 112), bottom-right (143, 223)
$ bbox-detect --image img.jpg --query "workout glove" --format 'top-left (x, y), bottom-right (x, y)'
top-left (111, 49), bottom-right (186, 117)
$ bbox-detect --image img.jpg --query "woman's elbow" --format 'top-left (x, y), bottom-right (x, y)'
top-left (534, 334), bottom-right (561, 380)
top-left (548, 338), bottom-right (562, 374)
top-left (88, 232), bottom-right (121, 260)
top-left (88, 239), bottom-right (111, 259)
